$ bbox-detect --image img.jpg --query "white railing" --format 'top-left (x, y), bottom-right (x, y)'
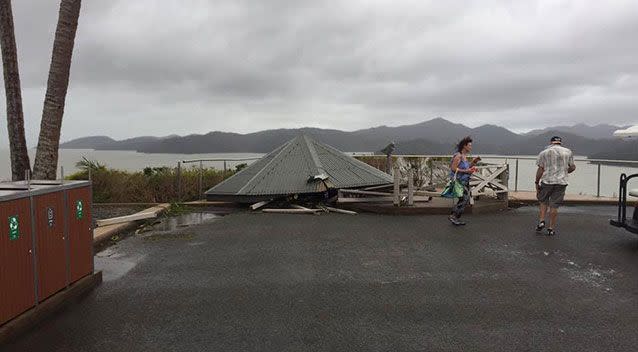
top-left (352, 154), bottom-right (638, 198)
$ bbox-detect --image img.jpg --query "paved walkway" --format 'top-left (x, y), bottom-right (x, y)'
top-left (4, 206), bottom-right (638, 351)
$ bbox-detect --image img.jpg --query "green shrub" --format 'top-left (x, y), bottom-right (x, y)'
top-left (67, 162), bottom-right (234, 203)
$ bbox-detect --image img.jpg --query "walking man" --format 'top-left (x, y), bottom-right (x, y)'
top-left (535, 136), bottom-right (576, 236)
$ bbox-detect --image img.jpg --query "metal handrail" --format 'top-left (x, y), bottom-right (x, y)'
top-left (181, 157), bottom-right (260, 164)
top-left (176, 157), bottom-right (261, 201)
top-left (351, 154), bottom-right (638, 197)
top-left (350, 154), bottom-right (638, 165)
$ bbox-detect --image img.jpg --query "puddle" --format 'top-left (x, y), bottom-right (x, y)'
top-left (95, 246), bottom-right (146, 282)
top-left (95, 257), bottom-right (141, 282)
top-left (152, 212), bottom-right (221, 232)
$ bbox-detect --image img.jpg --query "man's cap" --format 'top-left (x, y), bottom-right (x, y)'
top-left (550, 136), bottom-right (562, 144)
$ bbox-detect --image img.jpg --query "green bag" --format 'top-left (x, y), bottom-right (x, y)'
top-left (441, 171), bottom-right (465, 198)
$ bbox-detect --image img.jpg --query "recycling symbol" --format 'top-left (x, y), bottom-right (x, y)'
top-left (9, 217), bottom-right (18, 230)
top-left (76, 200), bottom-right (84, 219)
top-left (9, 215), bottom-right (19, 241)
top-left (47, 207), bottom-right (55, 227)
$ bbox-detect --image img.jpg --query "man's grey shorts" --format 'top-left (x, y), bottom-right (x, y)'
top-left (537, 183), bottom-right (567, 208)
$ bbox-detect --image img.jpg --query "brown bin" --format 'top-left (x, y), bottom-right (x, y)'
top-left (65, 183), bottom-right (93, 284)
top-left (0, 189), bottom-right (36, 325)
top-left (32, 187), bottom-right (68, 300)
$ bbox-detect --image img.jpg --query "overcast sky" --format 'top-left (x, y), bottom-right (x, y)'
top-left (1, 0), bottom-right (637, 145)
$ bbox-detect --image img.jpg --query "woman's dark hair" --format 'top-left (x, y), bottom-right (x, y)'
top-left (456, 136), bottom-right (473, 153)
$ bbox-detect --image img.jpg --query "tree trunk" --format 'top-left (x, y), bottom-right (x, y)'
top-left (0, 0), bottom-right (30, 181)
top-left (33, 0), bottom-right (81, 180)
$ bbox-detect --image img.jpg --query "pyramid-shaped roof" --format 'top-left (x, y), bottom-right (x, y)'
top-left (206, 135), bottom-right (393, 202)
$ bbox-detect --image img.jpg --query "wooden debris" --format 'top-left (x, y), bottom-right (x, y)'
top-left (290, 204), bottom-right (322, 214)
top-left (322, 206), bottom-right (357, 215)
top-left (250, 200), bottom-right (272, 210)
top-left (262, 208), bottom-right (322, 214)
top-left (339, 189), bottom-right (393, 197)
top-left (363, 184), bottom-right (394, 191)
top-left (338, 196), bottom-right (432, 204)
top-left (96, 212), bottom-right (157, 227)
top-left (338, 196), bottom-right (394, 203)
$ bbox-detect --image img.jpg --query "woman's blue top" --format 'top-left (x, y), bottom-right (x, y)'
top-left (450, 153), bottom-right (471, 183)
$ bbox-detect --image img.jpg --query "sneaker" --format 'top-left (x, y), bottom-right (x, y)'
top-left (546, 228), bottom-right (556, 236)
top-left (448, 216), bottom-right (466, 226)
top-left (535, 221), bottom-right (546, 233)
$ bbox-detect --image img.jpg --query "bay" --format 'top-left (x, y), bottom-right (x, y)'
top-left (0, 149), bottom-right (263, 180)
top-left (1, 149), bottom-right (636, 197)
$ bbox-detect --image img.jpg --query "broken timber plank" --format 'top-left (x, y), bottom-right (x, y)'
top-left (250, 200), bottom-right (272, 210)
top-left (363, 184), bottom-right (394, 191)
top-left (339, 189), bottom-right (394, 197)
top-left (337, 196), bottom-right (432, 203)
top-left (96, 212), bottom-right (157, 227)
top-left (323, 206), bottom-right (357, 215)
top-left (290, 204), bottom-right (321, 213)
top-left (262, 208), bottom-right (323, 214)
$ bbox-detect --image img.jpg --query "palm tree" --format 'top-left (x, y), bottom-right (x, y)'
top-left (33, 0), bottom-right (82, 180)
top-left (0, 0), bottom-right (30, 180)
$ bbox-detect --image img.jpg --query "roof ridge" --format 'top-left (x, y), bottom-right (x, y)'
top-left (303, 135), bottom-right (327, 177)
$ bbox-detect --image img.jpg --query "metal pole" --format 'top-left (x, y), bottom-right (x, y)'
top-left (25, 169), bottom-right (31, 190)
top-left (176, 162), bottom-right (182, 202)
top-left (87, 165), bottom-right (91, 181)
top-left (514, 159), bottom-right (519, 192)
top-left (60, 166), bottom-right (64, 184)
top-left (199, 161), bottom-right (203, 200)
top-left (223, 160), bottom-right (227, 179)
top-left (597, 163), bottom-right (601, 197)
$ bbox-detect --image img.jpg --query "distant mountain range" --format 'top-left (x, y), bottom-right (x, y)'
top-left (524, 123), bottom-right (630, 140)
top-left (59, 118), bottom-right (637, 160)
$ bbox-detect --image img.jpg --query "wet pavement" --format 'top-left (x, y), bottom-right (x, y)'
top-left (3, 206), bottom-right (638, 351)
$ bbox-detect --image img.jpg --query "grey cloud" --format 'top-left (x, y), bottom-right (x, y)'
top-left (1, 0), bottom-right (637, 144)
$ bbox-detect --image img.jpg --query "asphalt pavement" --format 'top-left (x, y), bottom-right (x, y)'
top-left (4, 206), bottom-right (638, 351)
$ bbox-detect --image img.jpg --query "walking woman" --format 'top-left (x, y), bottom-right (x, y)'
top-left (448, 136), bottom-right (480, 225)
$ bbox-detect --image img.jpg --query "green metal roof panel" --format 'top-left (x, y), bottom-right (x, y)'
top-left (208, 144), bottom-right (286, 195)
top-left (206, 135), bottom-right (393, 199)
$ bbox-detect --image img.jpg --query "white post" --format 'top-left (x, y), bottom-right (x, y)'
top-left (407, 168), bottom-right (414, 206)
top-left (393, 164), bottom-right (400, 206)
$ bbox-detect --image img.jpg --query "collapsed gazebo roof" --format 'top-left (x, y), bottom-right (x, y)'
top-left (205, 135), bottom-right (393, 203)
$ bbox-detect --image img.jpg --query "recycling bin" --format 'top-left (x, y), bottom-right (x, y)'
top-left (0, 180), bottom-right (93, 326)
top-left (0, 189), bottom-right (36, 325)
top-left (8, 181), bottom-right (93, 285)
top-left (64, 182), bottom-right (93, 284)
top-left (32, 185), bottom-right (68, 300)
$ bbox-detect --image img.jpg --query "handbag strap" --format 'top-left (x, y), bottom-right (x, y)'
top-left (451, 154), bottom-right (459, 180)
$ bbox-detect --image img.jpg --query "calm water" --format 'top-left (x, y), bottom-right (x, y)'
top-left (480, 156), bottom-right (638, 198)
top-left (0, 149), bottom-right (263, 180)
top-left (1, 149), bottom-right (636, 197)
